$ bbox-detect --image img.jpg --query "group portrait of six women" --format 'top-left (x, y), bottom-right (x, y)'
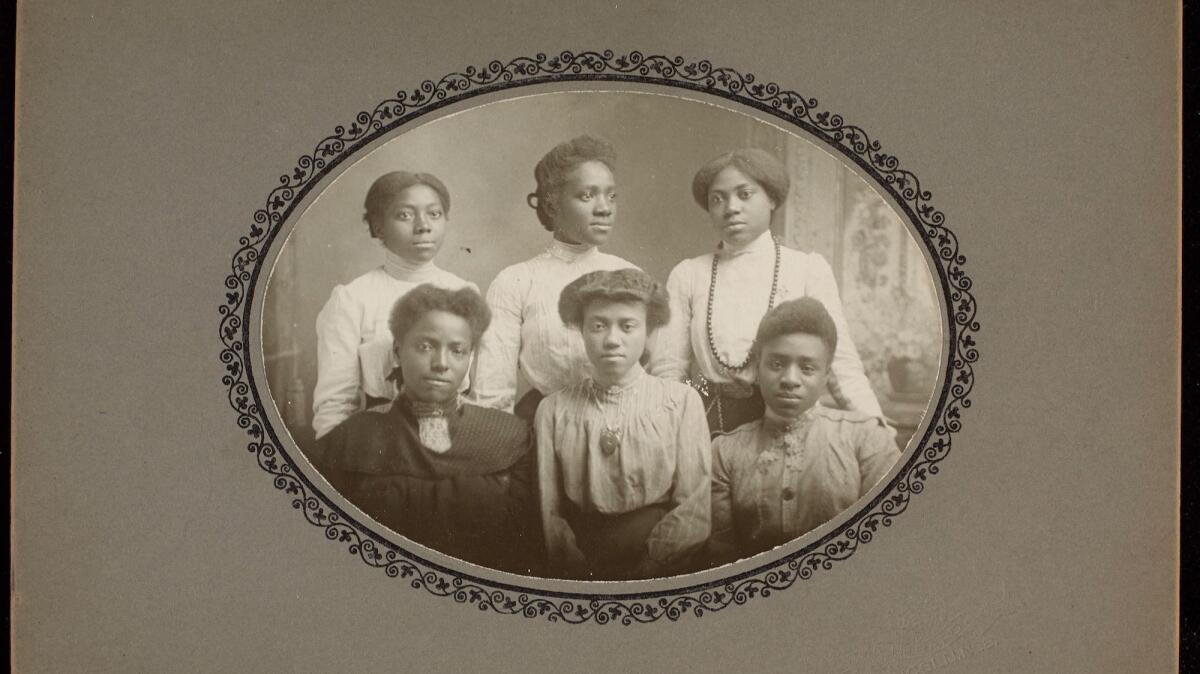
top-left (310, 135), bottom-right (901, 580)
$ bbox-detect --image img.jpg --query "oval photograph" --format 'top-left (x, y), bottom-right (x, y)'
top-left (260, 90), bottom-right (943, 581)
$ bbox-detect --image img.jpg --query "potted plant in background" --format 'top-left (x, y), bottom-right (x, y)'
top-left (884, 325), bottom-right (940, 400)
top-left (844, 285), bottom-right (941, 403)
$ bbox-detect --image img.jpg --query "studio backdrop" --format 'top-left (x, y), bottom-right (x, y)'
top-left (261, 91), bottom-right (942, 462)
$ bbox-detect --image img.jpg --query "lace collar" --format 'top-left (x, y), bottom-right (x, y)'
top-left (762, 402), bottom-right (821, 439)
top-left (397, 389), bottom-right (462, 418)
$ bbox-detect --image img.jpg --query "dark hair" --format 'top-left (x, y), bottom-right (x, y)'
top-left (388, 284), bottom-right (491, 349)
top-left (691, 148), bottom-right (790, 210)
top-left (363, 171), bottom-right (451, 238)
top-left (528, 135), bottom-right (617, 231)
top-left (750, 297), bottom-right (838, 365)
top-left (558, 268), bottom-right (670, 331)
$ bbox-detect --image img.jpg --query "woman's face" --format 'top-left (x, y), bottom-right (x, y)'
top-left (705, 166), bottom-right (776, 250)
top-left (756, 332), bottom-right (831, 422)
top-left (550, 160), bottom-right (617, 247)
top-left (375, 184), bottom-right (447, 263)
top-left (579, 299), bottom-right (647, 386)
top-left (394, 310), bottom-right (473, 405)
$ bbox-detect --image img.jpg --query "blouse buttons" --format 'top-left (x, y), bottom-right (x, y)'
top-left (781, 487), bottom-right (796, 501)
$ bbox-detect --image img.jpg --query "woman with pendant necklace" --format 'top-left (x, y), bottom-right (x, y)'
top-left (536, 269), bottom-right (711, 580)
top-left (470, 136), bottom-right (640, 421)
top-left (647, 148), bottom-right (885, 436)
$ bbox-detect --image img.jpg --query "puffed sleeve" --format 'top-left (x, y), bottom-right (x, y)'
top-left (643, 387), bottom-right (712, 568)
top-left (646, 260), bottom-right (695, 381)
top-left (470, 267), bottom-right (525, 412)
top-left (312, 285), bottom-right (364, 439)
top-left (803, 254), bottom-right (885, 419)
top-left (856, 421), bottom-right (901, 497)
top-left (707, 435), bottom-right (738, 568)
top-left (534, 397), bottom-right (588, 575)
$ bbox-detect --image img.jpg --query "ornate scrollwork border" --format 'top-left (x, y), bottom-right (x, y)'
top-left (218, 50), bottom-right (979, 624)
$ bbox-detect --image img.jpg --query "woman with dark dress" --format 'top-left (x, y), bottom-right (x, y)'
top-left (319, 284), bottom-right (541, 575)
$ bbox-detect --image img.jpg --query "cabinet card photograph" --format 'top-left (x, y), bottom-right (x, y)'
top-left (259, 89), bottom-right (944, 581)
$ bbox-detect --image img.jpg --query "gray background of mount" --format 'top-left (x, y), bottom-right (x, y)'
top-left (13, 1), bottom-right (1179, 671)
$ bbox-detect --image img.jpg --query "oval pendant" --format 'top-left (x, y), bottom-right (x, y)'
top-left (599, 429), bottom-right (621, 456)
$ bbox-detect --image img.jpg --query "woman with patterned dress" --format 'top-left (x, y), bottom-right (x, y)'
top-left (536, 269), bottom-right (711, 580)
top-left (319, 285), bottom-right (540, 576)
top-left (647, 148), bottom-right (884, 435)
top-left (312, 171), bottom-right (476, 440)
top-left (470, 136), bottom-right (639, 420)
top-left (707, 297), bottom-right (899, 567)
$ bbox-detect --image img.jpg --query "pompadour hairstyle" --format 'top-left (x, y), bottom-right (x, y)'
top-left (528, 135), bottom-right (617, 231)
top-left (557, 268), bottom-right (670, 331)
top-left (750, 297), bottom-right (838, 365)
top-left (388, 284), bottom-right (491, 348)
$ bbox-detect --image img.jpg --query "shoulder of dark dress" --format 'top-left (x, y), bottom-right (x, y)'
top-left (319, 407), bottom-right (405, 474)
top-left (459, 405), bottom-right (533, 456)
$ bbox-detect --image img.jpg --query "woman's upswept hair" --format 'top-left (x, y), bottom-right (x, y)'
top-left (363, 171), bottom-right (451, 238)
top-left (528, 135), bottom-right (617, 231)
top-left (388, 284), bottom-right (491, 348)
top-left (750, 297), bottom-right (838, 365)
top-left (690, 148), bottom-right (790, 210)
top-left (558, 268), bottom-right (670, 331)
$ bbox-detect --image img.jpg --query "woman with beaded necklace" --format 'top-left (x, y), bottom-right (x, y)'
top-left (470, 136), bottom-right (639, 420)
top-left (647, 148), bottom-right (884, 435)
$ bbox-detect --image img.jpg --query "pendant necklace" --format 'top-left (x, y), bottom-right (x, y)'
top-left (405, 390), bottom-right (460, 454)
top-left (705, 236), bottom-right (782, 373)
top-left (589, 381), bottom-right (628, 456)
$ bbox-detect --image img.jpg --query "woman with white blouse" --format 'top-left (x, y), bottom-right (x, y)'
top-left (647, 148), bottom-right (884, 435)
top-left (470, 136), bottom-right (638, 420)
top-left (311, 171), bottom-right (476, 440)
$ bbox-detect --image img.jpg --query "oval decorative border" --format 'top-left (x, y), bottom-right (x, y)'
top-left (218, 50), bottom-right (978, 625)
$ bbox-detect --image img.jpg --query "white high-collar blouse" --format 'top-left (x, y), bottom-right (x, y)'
top-left (311, 251), bottom-right (476, 439)
top-left (469, 238), bottom-right (638, 412)
top-left (647, 230), bottom-right (884, 419)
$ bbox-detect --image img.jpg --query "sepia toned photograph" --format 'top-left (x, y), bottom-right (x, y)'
top-left (260, 90), bottom-right (944, 581)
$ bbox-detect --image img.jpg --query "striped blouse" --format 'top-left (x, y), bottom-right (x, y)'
top-left (470, 237), bottom-right (638, 412)
top-left (535, 367), bottom-right (712, 571)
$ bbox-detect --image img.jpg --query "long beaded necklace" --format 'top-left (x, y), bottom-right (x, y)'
top-left (588, 380), bottom-right (630, 456)
top-left (705, 236), bottom-right (782, 372)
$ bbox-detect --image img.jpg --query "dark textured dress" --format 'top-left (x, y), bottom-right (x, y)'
top-left (319, 396), bottom-right (542, 576)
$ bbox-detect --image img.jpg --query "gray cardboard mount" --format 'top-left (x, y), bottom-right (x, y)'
top-left (13, 1), bottom-right (1180, 671)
